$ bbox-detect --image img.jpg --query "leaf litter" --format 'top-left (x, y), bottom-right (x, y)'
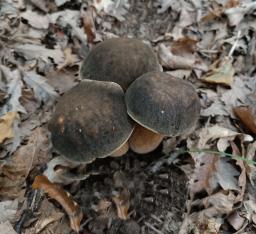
top-left (0, 0), bottom-right (256, 233)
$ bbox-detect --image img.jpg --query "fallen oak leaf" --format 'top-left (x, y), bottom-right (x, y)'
top-left (0, 221), bottom-right (16, 234)
top-left (32, 175), bottom-right (83, 233)
top-left (14, 44), bottom-right (65, 64)
top-left (230, 142), bottom-right (246, 203)
top-left (171, 37), bottom-right (197, 56)
top-left (44, 156), bottom-right (90, 185)
top-left (92, 0), bottom-right (130, 22)
top-left (192, 191), bottom-right (236, 220)
top-left (1, 127), bottom-right (50, 198)
top-left (112, 188), bottom-right (130, 220)
top-left (34, 204), bottom-right (64, 234)
top-left (158, 43), bottom-right (207, 71)
top-left (0, 66), bottom-right (26, 115)
top-left (197, 125), bottom-right (253, 151)
top-left (22, 71), bottom-right (58, 105)
top-left (225, 1), bottom-right (256, 26)
top-left (0, 112), bottom-right (18, 143)
top-left (220, 75), bottom-right (256, 116)
top-left (189, 153), bottom-right (240, 197)
top-left (155, 0), bottom-right (181, 14)
top-left (57, 47), bottom-right (79, 70)
top-left (81, 6), bottom-right (96, 44)
top-left (234, 106), bottom-right (256, 134)
top-left (245, 141), bottom-right (256, 185)
top-left (0, 200), bottom-right (18, 223)
top-left (227, 211), bottom-right (245, 231)
top-left (201, 57), bottom-right (235, 86)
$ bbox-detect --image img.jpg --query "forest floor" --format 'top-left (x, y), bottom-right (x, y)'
top-left (0, 0), bottom-right (256, 233)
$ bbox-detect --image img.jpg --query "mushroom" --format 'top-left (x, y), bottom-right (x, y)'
top-left (80, 38), bottom-right (160, 91)
top-left (49, 80), bottom-right (134, 163)
top-left (125, 72), bottom-right (201, 154)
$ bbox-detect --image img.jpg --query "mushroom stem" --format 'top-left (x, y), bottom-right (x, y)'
top-left (129, 124), bottom-right (164, 154)
top-left (111, 141), bottom-right (129, 157)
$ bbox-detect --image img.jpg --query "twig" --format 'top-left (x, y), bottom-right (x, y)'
top-left (228, 30), bottom-right (241, 58)
top-left (151, 214), bottom-right (163, 224)
top-left (144, 222), bottom-right (163, 234)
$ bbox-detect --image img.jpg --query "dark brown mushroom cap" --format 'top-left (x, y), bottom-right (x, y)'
top-left (80, 38), bottom-right (160, 91)
top-left (49, 80), bottom-right (134, 163)
top-left (125, 72), bottom-right (201, 136)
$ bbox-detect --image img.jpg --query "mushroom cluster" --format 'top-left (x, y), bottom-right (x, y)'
top-left (49, 38), bottom-right (200, 163)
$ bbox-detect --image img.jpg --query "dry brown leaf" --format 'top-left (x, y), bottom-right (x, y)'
top-left (197, 125), bottom-right (253, 151)
top-left (225, 0), bottom-right (240, 9)
top-left (46, 69), bottom-right (78, 94)
top-left (181, 192), bottom-right (235, 233)
top-left (244, 199), bottom-right (256, 224)
top-left (0, 200), bottom-right (18, 223)
top-left (189, 153), bottom-right (240, 196)
top-left (245, 141), bottom-right (256, 185)
top-left (171, 37), bottom-right (197, 56)
top-left (171, 4), bottom-right (196, 40)
top-left (0, 176), bottom-right (25, 199)
top-left (201, 57), bottom-right (235, 86)
top-left (43, 156), bottom-right (89, 185)
top-left (220, 76), bottom-right (255, 111)
top-left (230, 142), bottom-right (246, 203)
top-left (82, 7), bottom-right (96, 44)
top-left (0, 221), bottom-right (16, 234)
top-left (95, 199), bottom-right (112, 215)
top-left (192, 191), bottom-right (236, 220)
top-left (14, 44), bottom-right (65, 64)
top-left (32, 175), bottom-right (83, 233)
top-left (234, 106), bottom-right (256, 134)
top-left (200, 4), bottom-right (224, 22)
top-left (0, 66), bottom-right (26, 115)
top-left (20, 9), bottom-right (49, 29)
top-left (0, 112), bottom-right (18, 143)
top-left (201, 0), bottom-right (239, 23)
top-left (29, 0), bottom-right (53, 13)
top-left (57, 48), bottom-right (79, 70)
top-left (158, 44), bottom-right (207, 71)
top-left (0, 128), bottom-right (50, 198)
top-left (23, 199), bottom-right (65, 234)
top-left (112, 188), bottom-right (130, 220)
top-left (227, 211), bottom-right (245, 231)
top-left (22, 71), bottom-right (58, 105)
top-left (155, 0), bottom-right (181, 13)
top-left (225, 2), bottom-right (256, 26)
top-left (34, 207), bottom-right (64, 233)
top-left (92, 0), bottom-right (130, 21)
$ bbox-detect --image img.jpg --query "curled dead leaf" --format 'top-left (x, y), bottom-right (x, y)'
top-left (158, 43), bottom-right (207, 71)
top-left (225, 2), bottom-right (256, 26)
top-left (189, 153), bottom-right (240, 196)
top-left (82, 6), bottom-right (96, 44)
top-left (32, 175), bottom-right (83, 233)
top-left (171, 37), bottom-right (197, 56)
top-left (193, 191), bottom-right (236, 220)
top-left (44, 156), bottom-right (89, 185)
top-left (0, 112), bottom-right (18, 143)
top-left (201, 57), bottom-right (235, 86)
top-left (227, 211), bottom-right (245, 231)
top-left (0, 128), bottom-right (50, 198)
top-left (112, 188), bottom-right (130, 220)
top-left (234, 106), bottom-right (256, 134)
top-left (230, 142), bottom-right (246, 203)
